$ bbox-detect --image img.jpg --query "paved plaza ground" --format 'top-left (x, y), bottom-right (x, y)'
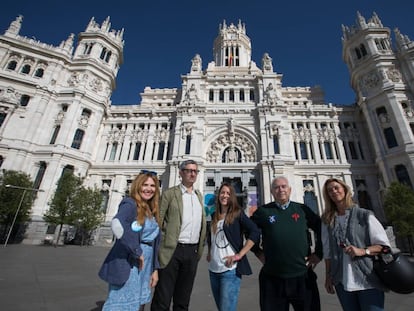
top-left (0, 244), bottom-right (413, 310)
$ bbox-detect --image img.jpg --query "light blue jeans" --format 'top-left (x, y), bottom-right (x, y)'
top-left (209, 269), bottom-right (241, 311)
top-left (335, 283), bottom-right (385, 311)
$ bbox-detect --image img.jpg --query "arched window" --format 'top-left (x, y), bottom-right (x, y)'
top-left (7, 60), bottom-right (17, 70)
top-left (34, 68), bottom-right (44, 78)
top-left (21, 64), bottom-right (31, 74)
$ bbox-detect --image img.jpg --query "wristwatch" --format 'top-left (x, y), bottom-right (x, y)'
top-left (365, 248), bottom-right (371, 256)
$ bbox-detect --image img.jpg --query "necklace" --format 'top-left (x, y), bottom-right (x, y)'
top-left (335, 209), bottom-right (349, 248)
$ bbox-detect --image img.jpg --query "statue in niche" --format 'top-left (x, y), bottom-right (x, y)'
top-left (224, 146), bottom-right (240, 163)
top-left (264, 83), bottom-right (277, 105)
top-left (183, 84), bottom-right (199, 105)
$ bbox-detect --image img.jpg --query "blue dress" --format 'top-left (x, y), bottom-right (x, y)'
top-left (102, 217), bottom-right (160, 311)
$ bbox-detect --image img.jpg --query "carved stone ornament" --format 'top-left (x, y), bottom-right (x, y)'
top-left (362, 72), bottom-right (380, 89)
top-left (386, 68), bottom-right (401, 82)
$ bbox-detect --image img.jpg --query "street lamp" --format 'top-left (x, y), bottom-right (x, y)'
top-left (4, 184), bottom-right (44, 247)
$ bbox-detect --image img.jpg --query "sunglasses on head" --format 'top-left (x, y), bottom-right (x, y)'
top-left (140, 170), bottom-right (157, 176)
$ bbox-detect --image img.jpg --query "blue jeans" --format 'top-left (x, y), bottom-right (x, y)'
top-left (209, 269), bottom-right (241, 311)
top-left (335, 283), bottom-right (384, 311)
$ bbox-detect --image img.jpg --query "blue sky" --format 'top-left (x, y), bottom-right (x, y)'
top-left (1, 1), bottom-right (413, 106)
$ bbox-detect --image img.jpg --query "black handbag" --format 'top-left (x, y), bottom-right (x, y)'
top-left (373, 246), bottom-right (414, 294)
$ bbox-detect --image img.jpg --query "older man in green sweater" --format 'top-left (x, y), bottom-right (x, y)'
top-left (251, 176), bottom-right (322, 311)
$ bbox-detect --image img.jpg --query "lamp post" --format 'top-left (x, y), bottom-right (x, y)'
top-left (4, 184), bottom-right (44, 247)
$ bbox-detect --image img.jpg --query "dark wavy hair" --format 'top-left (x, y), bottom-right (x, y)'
top-left (211, 182), bottom-right (241, 233)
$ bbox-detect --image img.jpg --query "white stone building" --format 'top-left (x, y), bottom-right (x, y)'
top-left (0, 13), bottom-right (413, 245)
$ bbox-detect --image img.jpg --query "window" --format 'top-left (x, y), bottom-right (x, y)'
top-left (109, 142), bottom-right (118, 160)
top-left (0, 113), bottom-right (6, 127)
top-left (209, 90), bottom-right (214, 101)
top-left (348, 141), bottom-right (358, 159)
top-left (133, 142), bottom-right (141, 160)
top-left (34, 68), bottom-right (44, 78)
top-left (49, 125), bottom-right (61, 144)
top-left (100, 47), bottom-right (112, 63)
top-left (300, 142), bottom-right (308, 159)
top-left (21, 64), bottom-right (31, 74)
top-left (273, 135), bottom-right (280, 154)
top-left (303, 180), bottom-right (318, 215)
top-left (7, 60), bottom-right (17, 70)
top-left (360, 44), bottom-right (367, 56)
top-left (33, 161), bottom-right (47, 190)
top-left (249, 90), bottom-right (255, 101)
top-left (324, 142), bottom-right (333, 159)
top-left (157, 142), bottom-right (165, 160)
top-left (20, 95), bottom-right (30, 106)
top-left (219, 89), bottom-right (224, 102)
top-left (185, 135), bottom-right (191, 154)
top-left (383, 127), bottom-right (398, 148)
top-left (71, 129), bottom-right (84, 149)
top-left (229, 89), bottom-right (234, 102)
top-left (240, 89), bottom-right (245, 102)
top-left (83, 43), bottom-right (93, 55)
top-left (395, 164), bottom-right (413, 188)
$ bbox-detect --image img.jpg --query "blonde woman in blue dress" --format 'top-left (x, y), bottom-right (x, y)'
top-left (99, 171), bottom-right (161, 311)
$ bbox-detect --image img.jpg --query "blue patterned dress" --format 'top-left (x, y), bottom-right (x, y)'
top-left (102, 217), bottom-right (160, 311)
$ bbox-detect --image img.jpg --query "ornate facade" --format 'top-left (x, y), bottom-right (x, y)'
top-left (0, 13), bottom-right (413, 245)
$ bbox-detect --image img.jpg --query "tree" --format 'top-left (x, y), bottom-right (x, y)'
top-left (71, 186), bottom-right (104, 246)
top-left (44, 171), bottom-right (83, 246)
top-left (0, 170), bottom-right (35, 243)
top-left (383, 182), bottom-right (414, 255)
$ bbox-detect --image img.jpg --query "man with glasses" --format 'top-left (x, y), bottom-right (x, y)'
top-left (151, 160), bottom-right (207, 311)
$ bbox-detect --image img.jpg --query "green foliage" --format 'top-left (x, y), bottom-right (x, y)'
top-left (72, 186), bottom-right (104, 245)
top-left (0, 170), bottom-right (35, 226)
top-left (383, 182), bottom-right (414, 237)
top-left (44, 170), bottom-right (104, 245)
top-left (44, 171), bottom-right (83, 227)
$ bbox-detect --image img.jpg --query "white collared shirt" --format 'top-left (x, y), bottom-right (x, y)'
top-left (178, 184), bottom-right (202, 244)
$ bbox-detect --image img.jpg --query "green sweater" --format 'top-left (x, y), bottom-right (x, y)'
top-left (252, 201), bottom-right (322, 278)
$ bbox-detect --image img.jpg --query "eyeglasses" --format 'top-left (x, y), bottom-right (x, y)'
top-left (182, 169), bottom-right (199, 174)
top-left (140, 170), bottom-right (157, 176)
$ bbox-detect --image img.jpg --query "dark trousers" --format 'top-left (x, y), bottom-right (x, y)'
top-left (259, 268), bottom-right (313, 311)
top-left (151, 244), bottom-right (199, 311)
top-left (307, 268), bottom-right (321, 311)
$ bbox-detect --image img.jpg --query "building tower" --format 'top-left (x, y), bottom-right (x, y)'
top-left (342, 12), bottom-right (414, 193)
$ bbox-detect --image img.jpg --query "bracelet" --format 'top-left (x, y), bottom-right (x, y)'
top-left (233, 254), bottom-right (241, 261)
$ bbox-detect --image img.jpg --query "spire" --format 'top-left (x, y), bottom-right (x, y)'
top-left (394, 28), bottom-right (412, 51)
top-left (101, 16), bottom-right (111, 32)
top-left (59, 33), bottom-right (74, 52)
top-left (356, 11), bottom-right (367, 29)
top-left (5, 15), bottom-right (23, 37)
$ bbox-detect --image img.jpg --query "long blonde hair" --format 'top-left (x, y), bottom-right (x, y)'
top-left (321, 178), bottom-right (355, 227)
top-left (129, 172), bottom-right (160, 226)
